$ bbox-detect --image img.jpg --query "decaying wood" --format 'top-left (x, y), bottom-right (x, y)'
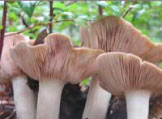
top-left (34, 29), bottom-right (47, 45)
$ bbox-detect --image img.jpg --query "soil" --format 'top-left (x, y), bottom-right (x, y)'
top-left (0, 84), bottom-right (160, 119)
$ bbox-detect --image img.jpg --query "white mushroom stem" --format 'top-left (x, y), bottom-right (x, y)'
top-left (125, 90), bottom-right (151, 119)
top-left (82, 78), bottom-right (111, 119)
top-left (36, 79), bottom-right (65, 119)
top-left (12, 75), bottom-right (37, 119)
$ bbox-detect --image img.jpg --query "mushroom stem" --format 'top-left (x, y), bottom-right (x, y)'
top-left (82, 77), bottom-right (111, 119)
top-left (125, 90), bottom-right (151, 119)
top-left (36, 79), bottom-right (65, 119)
top-left (12, 75), bottom-right (37, 119)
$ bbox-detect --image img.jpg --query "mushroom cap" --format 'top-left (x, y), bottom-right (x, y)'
top-left (1, 33), bottom-right (26, 79)
top-left (10, 33), bottom-right (103, 83)
top-left (81, 16), bottom-right (162, 63)
top-left (97, 52), bottom-right (162, 96)
top-left (0, 61), bottom-right (12, 96)
top-left (142, 43), bottom-right (162, 63)
top-left (64, 47), bottom-right (103, 84)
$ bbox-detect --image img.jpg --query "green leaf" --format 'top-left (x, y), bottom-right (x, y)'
top-left (9, 12), bottom-right (17, 20)
top-left (81, 78), bottom-right (91, 86)
top-left (0, 25), bottom-right (3, 30)
top-left (61, 12), bottom-right (74, 19)
top-left (18, 1), bottom-right (36, 17)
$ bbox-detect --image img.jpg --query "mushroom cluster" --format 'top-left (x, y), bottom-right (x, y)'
top-left (10, 33), bottom-right (103, 119)
top-left (81, 16), bottom-right (162, 119)
top-left (1, 15), bottom-right (162, 119)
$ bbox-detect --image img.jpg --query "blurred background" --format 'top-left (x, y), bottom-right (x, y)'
top-left (0, 1), bottom-right (162, 44)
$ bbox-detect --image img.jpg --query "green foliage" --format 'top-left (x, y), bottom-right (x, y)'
top-left (0, 25), bottom-right (2, 30)
top-left (81, 78), bottom-right (91, 86)
top-left (18, 1), bottom-right (37, 18)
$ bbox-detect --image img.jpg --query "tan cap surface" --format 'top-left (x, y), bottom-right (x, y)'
top-left (1, 33), bottom-right (26, 79)
top-left (97, 52), bottom-right (162, 96)
top-left (10, 33), bottom-right (103, 83)
top-left (81, 16), bottom-right (162, 63)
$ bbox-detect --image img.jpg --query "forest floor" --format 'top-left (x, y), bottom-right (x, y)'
top-left (0, 84), bottom-right (160, 119)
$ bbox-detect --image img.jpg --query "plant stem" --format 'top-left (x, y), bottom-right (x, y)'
top-left (49, 1), bottom-right (54, 33)
top-left (5, 19), bottom-right (74, 37)
top-left (122, 1), bottom-right (137, 18)
top-left (0, 1), bottom-right (7, 59)
top-left (98, 5), bottom-right (103, 16)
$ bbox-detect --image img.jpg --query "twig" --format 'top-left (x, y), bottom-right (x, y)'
top-left (122, 1), bottom-right (137, 18)
top-left (6, 109), bottom-right (16, 119)
top-left (65, 1), bottom-right (77, 6)
top-left (120, 1), bottom-right (127, 16)
top-left (98, 5), bottom-right (103, 16)
top-left (49, 1), bottom-right (54, 33)
top-left (5, 19), bottom-right (74, 37)
top-left (0, 1), bottom-right (7, 59)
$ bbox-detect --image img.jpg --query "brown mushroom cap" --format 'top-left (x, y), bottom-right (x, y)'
top-left (81, 16), bottom-right (162, 63)
top-left (96, 52), bottom-right (162, 96)
top-left (10, 33), bottom-right (103, 83)
top-left (142, 43), bottom-right (162, 63)
top-left (64, 47), bottom-right (103, 84)
top-left (1, 33), bottom-right (26, 79)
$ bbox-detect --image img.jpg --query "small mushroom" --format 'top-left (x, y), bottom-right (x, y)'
top-left (1, 33), bottom-right (37, 119)
top-left (96, 52), bottom-right (162, 119)
top-left (10, 33), bottom-right (103, 119)
top-left (81, 15), bottom-right (162, 119)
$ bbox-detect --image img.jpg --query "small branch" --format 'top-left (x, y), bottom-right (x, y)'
top-left (49, 1), bottom-right (54, 33)
top-left (98, 5), bottom-right (103, 16)
top-left (0, 1), bottom-right (7, 59)
top-left (122, 1), bottom-right (137, 18)
top-left (6, 109), bottom-right (16, 119)
top-left (120, 1), bottom-right (127, 16)
top-left (5, 19), bottom-right (74, 37)
top-left (65, 1), bottom-right (77, 6)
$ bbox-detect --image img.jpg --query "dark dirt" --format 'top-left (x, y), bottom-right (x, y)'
top-left (0, 84), bottom-right (160, 119)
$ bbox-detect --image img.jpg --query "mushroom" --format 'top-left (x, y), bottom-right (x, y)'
top-left (96, 52), bottom-right (162, 119)
top-left (10, 33), bottom-right (103, 119)
top-left (1, 33), bottom-right (37, 119)
top-left (81, 15), bottom-right (162, 119)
